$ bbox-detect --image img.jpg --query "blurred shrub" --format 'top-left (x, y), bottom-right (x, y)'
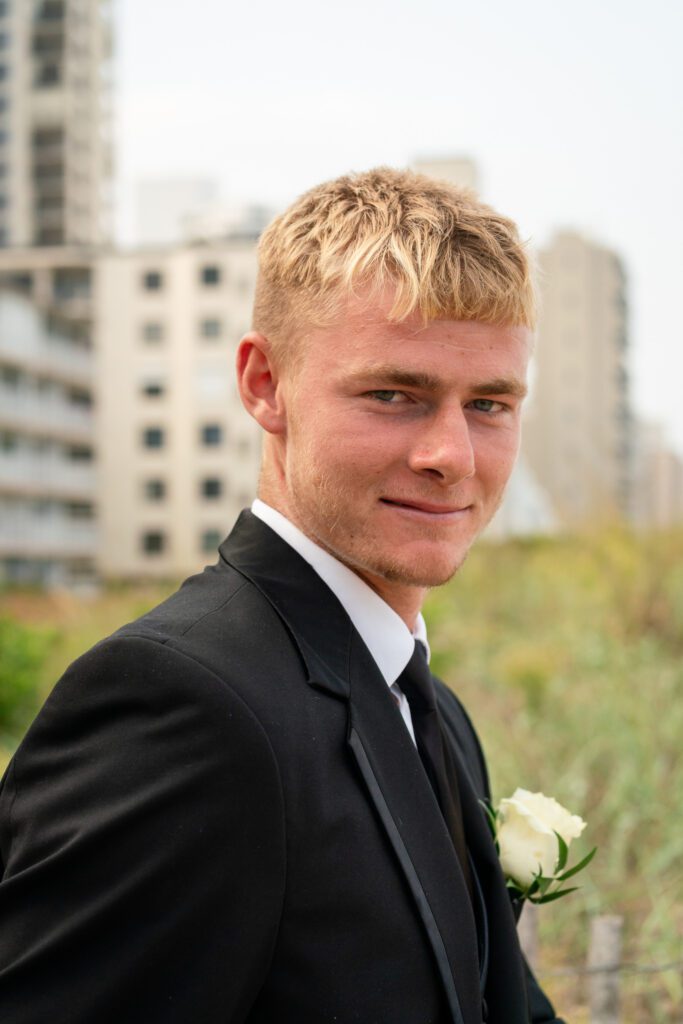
top-left (0, 617), bottom-right (56, 753)
top-left (426, 527), bottom-right (683, 1021)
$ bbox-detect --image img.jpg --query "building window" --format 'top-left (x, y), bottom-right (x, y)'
top-left (201, 477), bottom-right (222, 499)
top-left (142, 530), bottom-right (166, 555)
top-left (141, 380), bottom-right (165, 398)
top-left (142, 270), bottom-right (163, 291)
top-left (200, 317), bottom-right (222, 339)
top-left (66, 444), bottom-right (93, 462)
top-left (35, 63), bottom-right (61, 87)
top-left (67, 388), bottom-right (92, 408)
top-left (1, 365), bottom-right (20, 388)
top-left (37, 1), bottom-right (65, 21)
top-left (142, 321), bottom-right (164, 343)
top-left (144, 479), bottom-right (166, 501)
top-left (200, 264), bottom-right (221, 286)
top-left (52, 267), bottom-right (90, 300)
top-left (66, 502), bottom-right (94, 520)
top-left (142, 426), bottom-right (165, 449)
top-left (201, 529), bottom-right (222, 553)
top-left (200, 423), bottom-right (222, 446)
top-left (0, 430), bottom-right (18, 452)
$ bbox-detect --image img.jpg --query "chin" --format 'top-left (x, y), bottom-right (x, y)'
top-left (370, 548), bottom-right (468, 589)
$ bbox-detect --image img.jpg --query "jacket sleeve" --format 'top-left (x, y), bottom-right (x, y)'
top-left (0, 636), bottom-right (286, 1024)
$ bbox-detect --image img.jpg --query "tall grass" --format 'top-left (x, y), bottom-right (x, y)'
top-left (426, 528), bottom-right (683, 1020)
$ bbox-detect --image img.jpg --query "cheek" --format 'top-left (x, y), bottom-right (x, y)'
top-left (476, 432), bottom-right (520, 480)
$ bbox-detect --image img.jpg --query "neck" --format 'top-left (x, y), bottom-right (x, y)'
top-left (257, 481), bottom-right (427, 632)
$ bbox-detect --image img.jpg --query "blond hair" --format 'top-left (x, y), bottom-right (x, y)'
top-left (253, 167), bottom-right (535, 358)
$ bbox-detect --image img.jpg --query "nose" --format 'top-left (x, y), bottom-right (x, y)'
top-left (407, 403), bottom-right (476, 484)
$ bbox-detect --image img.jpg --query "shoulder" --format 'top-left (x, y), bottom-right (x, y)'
top-left (7, 562), bottom-right (306, 802)
top-left (95, 559), bottom-right (308, 713)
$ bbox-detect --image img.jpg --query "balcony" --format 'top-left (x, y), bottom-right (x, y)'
top-left (34, 206), bottom-right (65, 231)
top-left (0, 515), bottom-right (97, 558)
top-left (0, 451), bottom-right (95, 499)
top-left (32, 175), bottom-right (65, 198)
top-left (32, 142), bottom-right (65, 165)
top-left (0, 385), bottom-right (94, 442)
top-left (0, 332), bottom-right (92, 386)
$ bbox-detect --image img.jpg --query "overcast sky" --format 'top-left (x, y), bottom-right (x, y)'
top-left (114, 0), bottom-right (683, 450)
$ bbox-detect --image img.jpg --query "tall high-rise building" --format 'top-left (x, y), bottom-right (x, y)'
top-left (0, 0), bottom-right (113, 248)
top-left (523, 231), bottom-right (632, 526)
top-left (631, 420), bottom-right (683, 529)
top-left (413, 156), bottom-right (479, 192)
top-left (0, 290), bottom-right (97, 585)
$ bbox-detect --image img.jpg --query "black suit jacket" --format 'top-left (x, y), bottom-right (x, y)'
top-left (0, 512), bottom-right (563, 1023)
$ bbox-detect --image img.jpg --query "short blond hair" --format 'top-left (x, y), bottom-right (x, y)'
top-left (253, 167), bottom-right (535, 357)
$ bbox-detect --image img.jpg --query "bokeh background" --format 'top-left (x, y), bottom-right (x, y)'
top-left (1, 1), bottom-right (682, 1019)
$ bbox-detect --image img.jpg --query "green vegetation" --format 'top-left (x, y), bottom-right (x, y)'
top-left (0, 617), bottom-right (57, 759)
top-left (1, 530), bottom-right (681, 1020)
top-left (426, 528), bottom-right (683, 1020)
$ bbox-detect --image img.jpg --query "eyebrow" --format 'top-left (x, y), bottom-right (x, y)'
top-left (471, 376), bottom-right (528, 399)
top-left (351, 366), bottom-right (528, 399)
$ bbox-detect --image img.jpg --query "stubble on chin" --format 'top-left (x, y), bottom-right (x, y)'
top-left (287, 443), bottom-right (508, 591)
top-left (290, 472), bottom-right (473, 589)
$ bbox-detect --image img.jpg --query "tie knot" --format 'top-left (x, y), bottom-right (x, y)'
top-left (398, 641), bottom-right (436, 714)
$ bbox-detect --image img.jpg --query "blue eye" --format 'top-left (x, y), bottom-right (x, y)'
top-left (470, 399), bottom-right (507, 414)
top-left (368, 389), bottom-right (405, 401)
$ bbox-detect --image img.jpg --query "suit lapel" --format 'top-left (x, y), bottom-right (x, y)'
top-left (220, 513), bottom-right (484, 1024)
top-left (345, 631), bottom-right (483, 1024)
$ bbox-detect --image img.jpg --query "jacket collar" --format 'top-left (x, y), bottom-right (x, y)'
top-left (219, 510), bottom-right (356, 699)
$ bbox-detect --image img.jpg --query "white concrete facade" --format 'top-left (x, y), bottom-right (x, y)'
top-left (95, 240), bottom-right (262, 579)
top-left (523, 231), bottom-right (632, 528)
top-left (413, 157), bottom-right (479, 192)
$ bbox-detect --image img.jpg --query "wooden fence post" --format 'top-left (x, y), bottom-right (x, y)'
top-left (517, 903), bottom-right (538, 972)
top-left (587, 914), bottom-right (623, 1024)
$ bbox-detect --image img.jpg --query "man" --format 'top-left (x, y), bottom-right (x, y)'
top-left (0, 168), bottom-right (564, 1023)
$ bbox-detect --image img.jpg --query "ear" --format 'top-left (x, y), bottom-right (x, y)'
top-left (236, 332), bottom-right (287, 435)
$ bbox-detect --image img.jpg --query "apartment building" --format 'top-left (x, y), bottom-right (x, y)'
top-left (0, 0), bottom-right (113, 248)
top-left (413, 156), bottom-right (479, 191)
top-left (0, 290), bottom-right (96, 585)
top-left (96, 240), bottom-right (262, 579)
top-left (631, 420), bottom-right (683, 529)
top-left (523, 231), bottom-right (632, 527)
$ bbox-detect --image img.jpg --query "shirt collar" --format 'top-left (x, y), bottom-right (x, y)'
top-left (251, 499), bottom-right (430, 685)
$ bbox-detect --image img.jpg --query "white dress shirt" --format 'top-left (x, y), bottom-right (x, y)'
top-left (252, 499), bottom-right (430, 743)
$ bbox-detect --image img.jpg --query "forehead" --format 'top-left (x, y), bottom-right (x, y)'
top-left (304, 304), bottom-right (532, 381)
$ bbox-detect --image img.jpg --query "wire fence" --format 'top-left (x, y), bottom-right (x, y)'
top-left (518, 907), bottom-right (683, 1023)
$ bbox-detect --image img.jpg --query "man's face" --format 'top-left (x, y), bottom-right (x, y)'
top-left (275, 296), bottom-right (531, 603)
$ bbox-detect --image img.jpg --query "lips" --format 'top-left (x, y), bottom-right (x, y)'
top-left (379, 498), bottom-right (471, 514)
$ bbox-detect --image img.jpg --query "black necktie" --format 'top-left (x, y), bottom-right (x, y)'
top-left (397, 642), bottom-right (473, 900)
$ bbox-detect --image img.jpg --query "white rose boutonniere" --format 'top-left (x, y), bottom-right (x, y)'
top-left (481, 788), bottom-right (597, 904)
